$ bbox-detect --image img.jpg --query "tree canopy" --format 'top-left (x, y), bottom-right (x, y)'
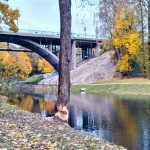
top-left (0, 0), bottom-right (20, 32)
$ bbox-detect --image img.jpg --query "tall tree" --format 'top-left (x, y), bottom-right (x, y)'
top-left (0, 0), bottom-right (20, 32)
top-left (55, 0), bottom-right (72, 121)
top-left (148, 0), bottom-right (150, 78)
top-left (112, 3), bottom-right (141, 76)
top-left (98, 0), bottom-right (116, 39)
top-left (148, 1), bottom-right (150, 48)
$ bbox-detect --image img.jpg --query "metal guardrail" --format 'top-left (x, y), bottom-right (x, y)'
top-left (1, 28), bottom-right (98, 40)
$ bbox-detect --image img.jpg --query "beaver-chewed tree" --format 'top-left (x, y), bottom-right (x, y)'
top-left (55, 0), bottom-right (72, 122)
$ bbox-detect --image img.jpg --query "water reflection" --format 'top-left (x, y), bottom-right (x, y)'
top-left (9, 93), bottom-right (57, 117)
top-left (7, 92), bottom-right (150, 150)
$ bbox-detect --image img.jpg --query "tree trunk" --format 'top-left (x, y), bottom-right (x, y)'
top-left (55, 0), bottom-right (71, 122)
top-left (139, 0), bottom-right (146, 77)
top-left (148, 0), bottom-right (150, 78)
top-left (148, 1), bottom-right (150, 46)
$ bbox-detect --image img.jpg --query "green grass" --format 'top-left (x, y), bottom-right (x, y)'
top-left (24, 74), bottom-right (44, 84)
top-left (71, 83), bottom-right (150, 96)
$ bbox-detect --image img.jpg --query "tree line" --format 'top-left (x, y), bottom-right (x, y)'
top-left (0, 47), bottom-right (54, 81)
top-left (98, 0), bottom-right (150, 78)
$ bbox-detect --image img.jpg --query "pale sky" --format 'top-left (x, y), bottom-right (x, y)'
top-left (8, 0), bottom-right (98, 35)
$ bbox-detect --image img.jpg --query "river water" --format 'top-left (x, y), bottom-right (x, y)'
top-left (7, 91), bottom-right (150, 150)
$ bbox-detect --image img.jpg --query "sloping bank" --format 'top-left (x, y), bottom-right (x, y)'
top-left (71, 83), bottom-right (150, 96)
top-left (0, 96), bottom-right (125, 150)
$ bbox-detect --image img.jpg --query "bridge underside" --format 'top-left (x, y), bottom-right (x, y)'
top-left (0, 35), bottom-right (59, 71)
top-left (0, 32), bottom-right (102, 70)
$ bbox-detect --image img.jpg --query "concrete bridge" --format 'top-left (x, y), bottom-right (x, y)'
top-left (0, 29), bottom-right (103, 71)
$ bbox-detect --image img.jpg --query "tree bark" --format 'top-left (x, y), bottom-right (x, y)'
top-left (55, 0), bottom-right (71, 121)
top-left (139, 0), bottom-right (146, 77)
top-left (148, 1), bottom-right (150, 48)
top-left (148, 0), bottom-right (150, 78)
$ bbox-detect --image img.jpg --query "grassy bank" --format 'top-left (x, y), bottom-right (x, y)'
top-left (18, 78), bottom-right (150, 96)
top-left (71, 81), bottom-right (150, 96)
top-left (24, 74), bottom-right (44, 84)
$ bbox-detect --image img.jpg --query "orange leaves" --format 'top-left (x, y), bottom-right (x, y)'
top-left (0, 51), bottom-right (32, 80)
top-left (15, 52), bottom-right (32, 79)
top-left (38, 59), bottom-right (53, 73)
top-left (0, 52), bottom-right (17, 79)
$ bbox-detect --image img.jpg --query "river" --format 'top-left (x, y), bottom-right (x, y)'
top-left (7, 91), bottom-right (150, 150)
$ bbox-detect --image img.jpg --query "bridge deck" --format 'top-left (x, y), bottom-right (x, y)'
top-left (0, 29), bottom-right (103, 48)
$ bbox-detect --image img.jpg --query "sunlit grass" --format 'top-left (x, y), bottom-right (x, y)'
top-left (24, 74), bottom-right (44, 84)
top-left (95, 78), bottom-right (150, 84)
top-left (71, 80), bottom-right (150, 96)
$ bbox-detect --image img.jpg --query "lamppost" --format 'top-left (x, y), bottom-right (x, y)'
top-left (84, 26), bottom-right (86, 37)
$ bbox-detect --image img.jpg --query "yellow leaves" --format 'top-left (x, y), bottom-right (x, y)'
top-left (0, 52), bottom-right (17, 79)
top-left (16, 52), bottom-right (32, 79)
top-left (0, 51), bottom-right (32, 80)
top-left (0, 2), bottom-right (20, 32)
top-left (112, 4), bottom-right (141, 74)
top-left (114, 4), bottom-right (133, 33)
top-left (38, 59), bottom-right (44, 72)
top-left (124, 32), bottom-right (141, 56)
top-left (112, 36), bottom-right (122, 49)
top-left (113, 32), bottom-right (141, 57)
top-left (117, 55), bottom-right (131, 72)
top-left (38, 59), bottom-right (53, 73)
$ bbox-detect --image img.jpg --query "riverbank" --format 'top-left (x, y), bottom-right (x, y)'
top-left (16, 78), bottom-right (150, 96)
top-left (71, 79), bottom-right (150, 96)
top-left (0, 95), bottom-right (125, 150)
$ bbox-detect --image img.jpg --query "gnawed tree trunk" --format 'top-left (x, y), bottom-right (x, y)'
top-left (55, 0), bottom-right (71, 122)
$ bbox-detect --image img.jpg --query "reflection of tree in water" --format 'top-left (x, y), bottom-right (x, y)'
top-left (39, 99), bottom-right (56, 117)
top-left (31, 97), bottom-right (40, 113)
top-left (70, 94), bottom-right (141, 150)
top-left (120, 99), bottom-right (150, 150)
top-left (68, 105), bottom-right (77, 128)
top-left (8, 94), bottom-right (33, 112)
top-left (111, 100), bottom-right (139, 150)
top-left (21, 96), bottom-right (33, 112)
top-left (8, 93), bottom-right (56, 116)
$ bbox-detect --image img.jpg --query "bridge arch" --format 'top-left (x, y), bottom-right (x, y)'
top-left (0, 35), bottom-right (59, 71)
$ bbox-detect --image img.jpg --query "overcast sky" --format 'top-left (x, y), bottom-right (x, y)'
top-left (8, 0), bottom-right (98, 35)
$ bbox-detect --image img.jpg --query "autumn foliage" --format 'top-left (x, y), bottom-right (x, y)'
top-left (0, 1), bottom-right (20, 32)
top-left (38, 59), bottom-right (53, 73)
top-left (112, 4), bottom-right (141, 74)
top-left (0, 51), bottom-right (32, 79)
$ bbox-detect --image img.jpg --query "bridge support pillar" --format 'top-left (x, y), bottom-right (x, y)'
top-left (49, 41), bottom-right (52, 51)
top-left (71, 41), bottom-right (76, 70)
top-left (95, 43), bottom-right (101, 56)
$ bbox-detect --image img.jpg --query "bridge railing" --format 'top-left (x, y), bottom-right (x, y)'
top-left (1, 28), bottom-right (98, 40)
